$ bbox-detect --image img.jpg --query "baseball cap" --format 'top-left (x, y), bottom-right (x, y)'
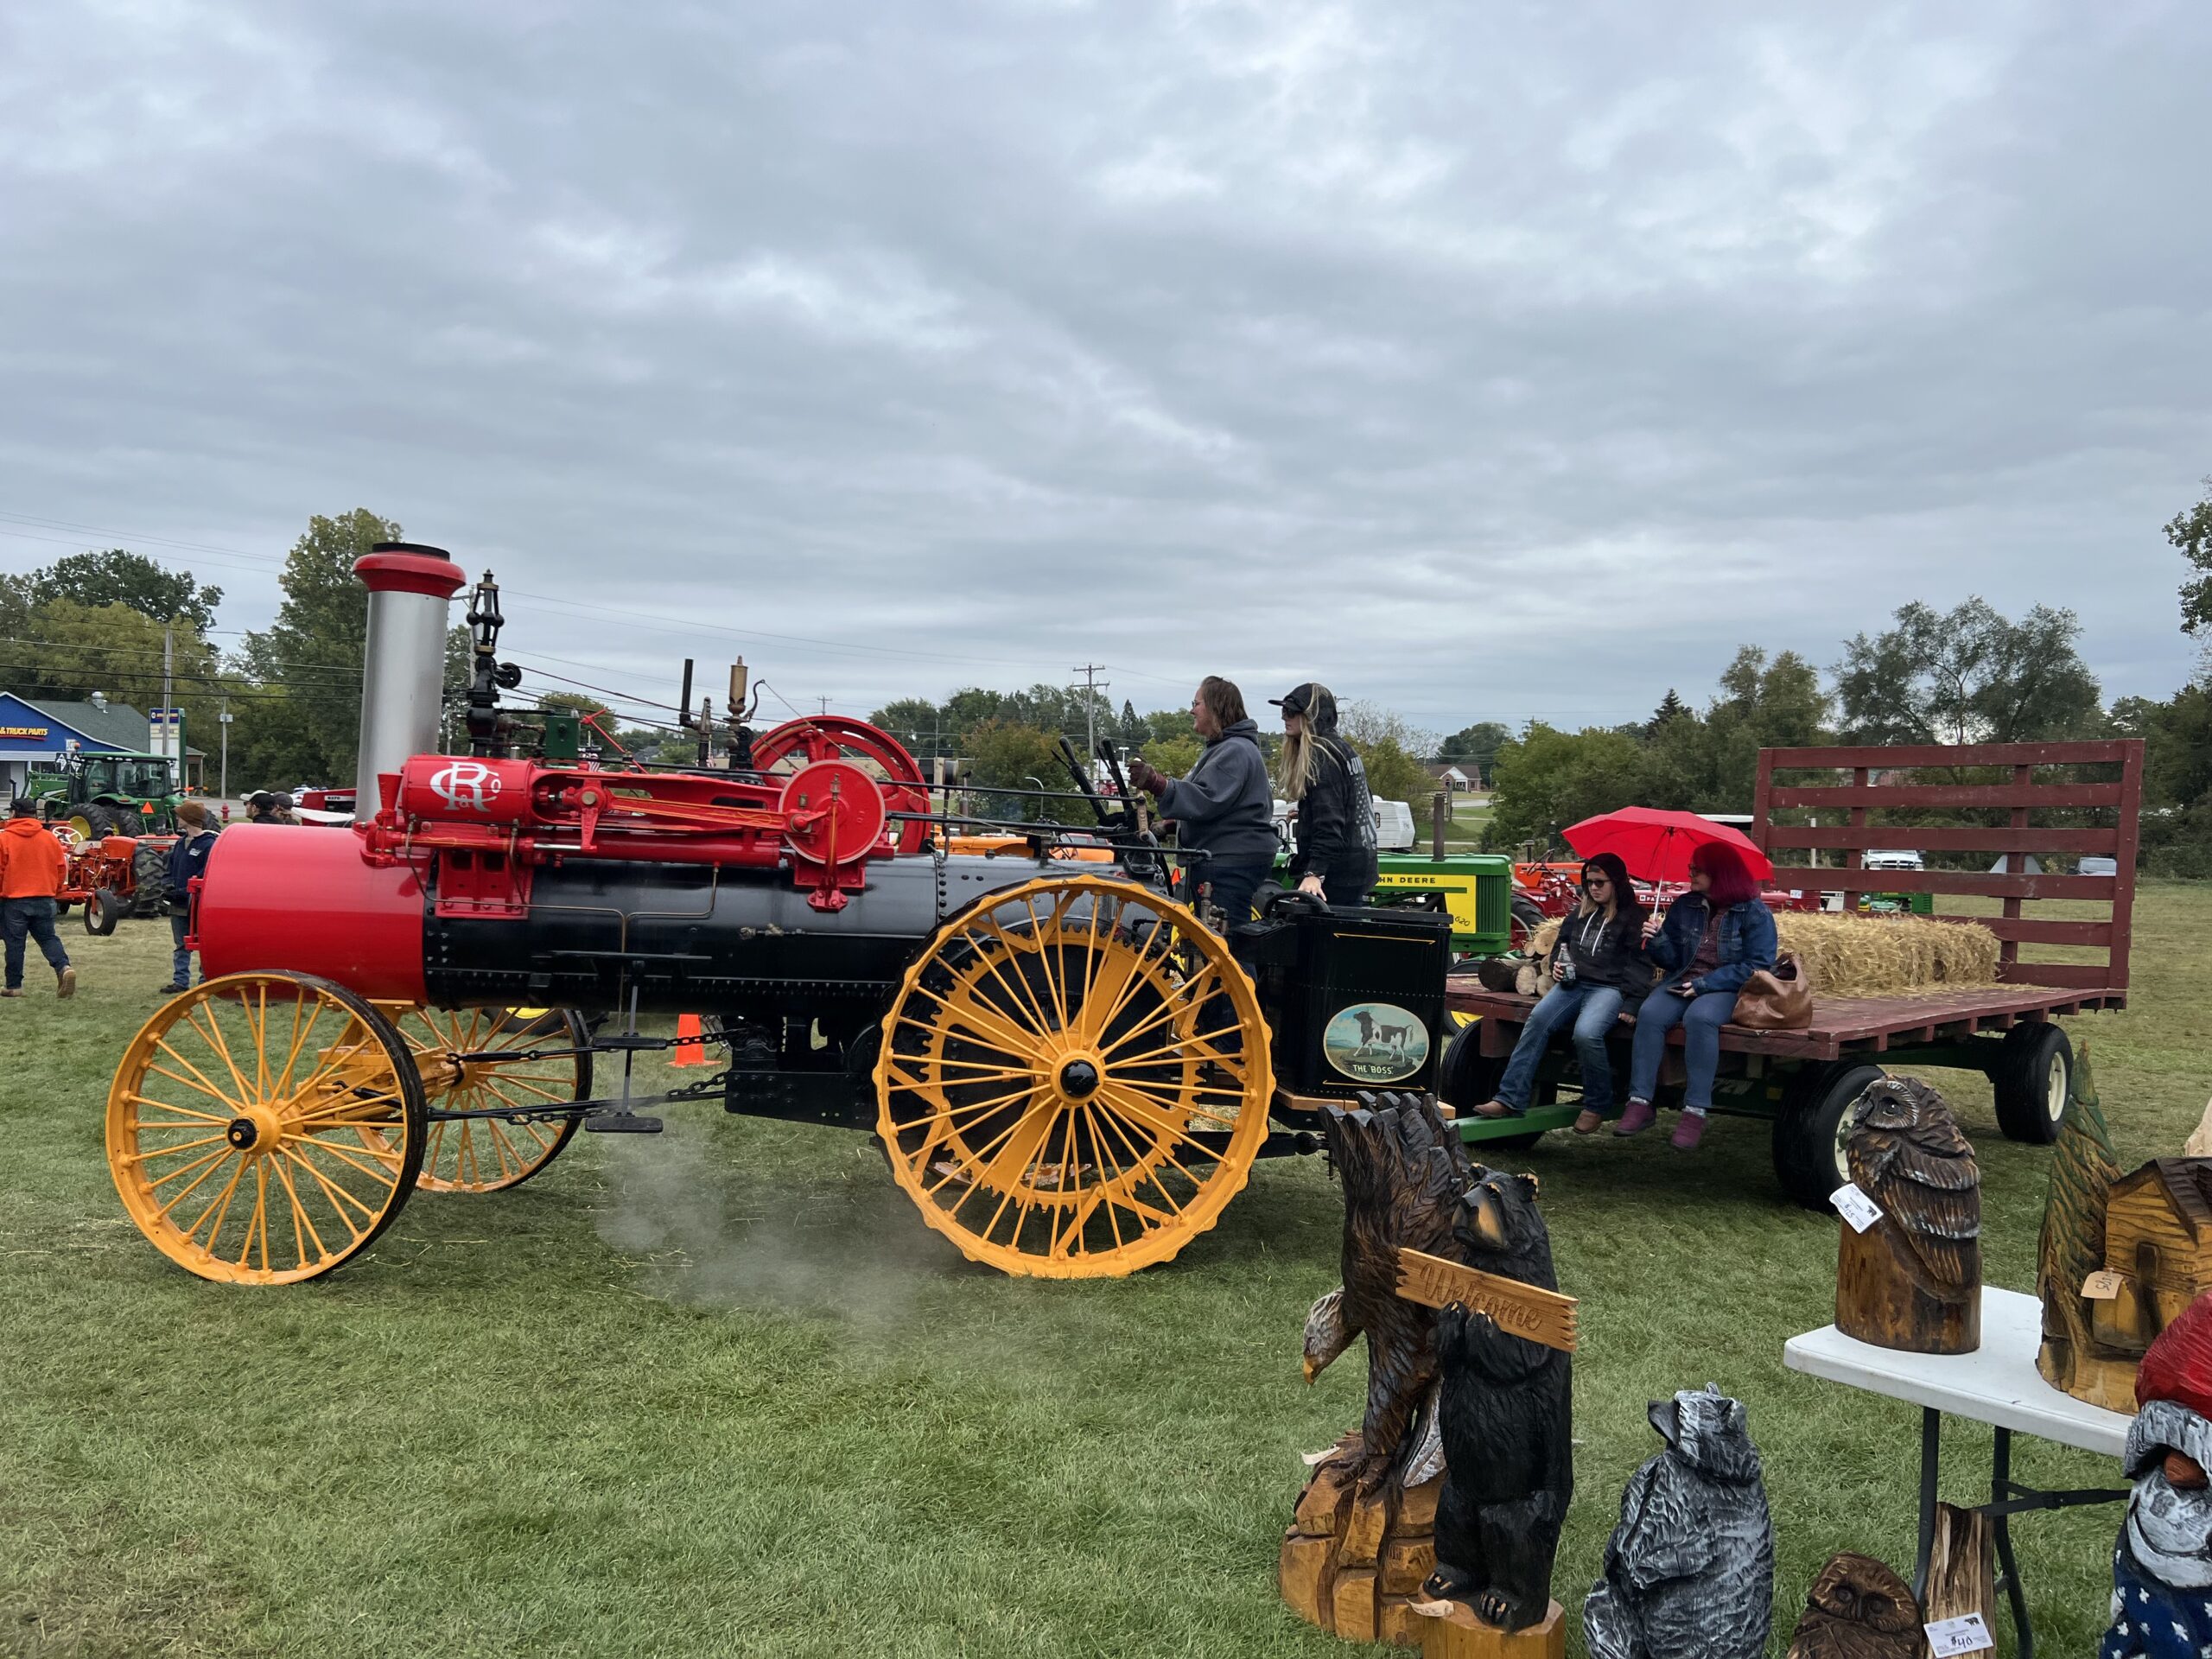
top-left (1269, 683), bottom-right (1318, 718)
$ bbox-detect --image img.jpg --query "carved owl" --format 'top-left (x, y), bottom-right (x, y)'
top-left (1847, 1077), bottom-right (1980, 1298)
top-left (1785, 1553), bottom-right (1918, 1659)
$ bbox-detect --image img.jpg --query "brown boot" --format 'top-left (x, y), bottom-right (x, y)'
top-left (1573, 1109), bottom-right (1605, 1135)
top-left (56, 966), bottom-right (76, 1000)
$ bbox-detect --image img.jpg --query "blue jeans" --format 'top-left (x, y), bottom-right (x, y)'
top-left (1628, 988), bottom-right (1740, 1111)
top-left (168, 912), bottom-right (197, 988)
top-left (3, 898), bottom-right (71, 988)
top-left (1202, 856), bottom-right (1274, 933)
top-left (1495, 982), bottom-right (1624, 1112)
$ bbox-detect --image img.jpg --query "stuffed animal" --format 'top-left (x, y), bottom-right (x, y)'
top-left (2102, 1293), bottom-right (2212, 1657)
top-left (1583, 1385), bottom-right (1775, 1659)
top-left (1421, 1166), bottom-right (1573, 1631)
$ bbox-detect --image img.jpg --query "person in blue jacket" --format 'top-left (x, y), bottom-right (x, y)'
top-left (159, 801), bottom-right (219, 995)
top-left (1614, 841), bottom-right (1776, 1152)
top-left (1127, 677), bottom-right (1277, 930)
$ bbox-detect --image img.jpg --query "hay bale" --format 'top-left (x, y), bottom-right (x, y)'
top-left (1772, 912), bottom-right (2000, 998)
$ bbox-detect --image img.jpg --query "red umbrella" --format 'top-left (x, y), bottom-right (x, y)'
top-left (1561, 806), bottom-right (1773, 884)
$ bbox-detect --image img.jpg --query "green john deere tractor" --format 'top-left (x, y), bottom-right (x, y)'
top-left (23, 752), bottom-right (183, 839)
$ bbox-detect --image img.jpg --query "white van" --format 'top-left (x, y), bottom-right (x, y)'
top-left (1373, 799), bottom-right (1416, 853)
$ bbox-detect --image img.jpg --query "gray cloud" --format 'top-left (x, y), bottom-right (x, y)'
top-left (3, 0), bottom-right (2207, 734)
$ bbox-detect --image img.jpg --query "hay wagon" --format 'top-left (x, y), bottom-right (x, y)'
top-left (1440, 740), bottom-right (2144, 1207)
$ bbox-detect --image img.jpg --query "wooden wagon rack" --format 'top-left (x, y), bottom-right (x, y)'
top-left (1438, 740), bottom-right (2144, 1208)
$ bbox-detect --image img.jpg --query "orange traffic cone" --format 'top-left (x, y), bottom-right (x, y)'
top-left (671, 1013), bottom-right (710, 1067)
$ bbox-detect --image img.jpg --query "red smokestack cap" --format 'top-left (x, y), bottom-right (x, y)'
top-left (355, 542), bottom-right (465, 600)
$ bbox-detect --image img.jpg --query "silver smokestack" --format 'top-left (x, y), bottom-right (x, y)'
top-left (353, 543), bottom-right (466, 820)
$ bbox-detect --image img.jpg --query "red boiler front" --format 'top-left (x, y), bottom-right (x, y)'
top-left (194, 823), bottom-right (429, 1004)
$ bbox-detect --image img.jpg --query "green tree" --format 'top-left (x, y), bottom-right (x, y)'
top-left (869, 697), bottom-right (945, 755)
top-left (0, 599), bottom-right (231, 746)
top-left (1645, 690), bottom-right (1688, 736)
top-left (1442, 725), bottom-right (1513, 787)
top-left (237, 510), bottom-right (401, 784)
top-left (2166, 477), bottom-right (2212, 639)
top-left (1648, 646), bottom-right (1831, 812)
top-left (1119, 698), bottom-right (1142, 744)
top-left (963, 720), bottom-right (1088, 825)
top-left (24, 550), bottom-right (223, 632)
top-left (1482, 722), bottom-right (1655, 854)
top-left (1835, 598), bottom-right (2102, 746)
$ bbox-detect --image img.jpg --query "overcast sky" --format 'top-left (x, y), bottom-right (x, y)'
top-left (3, 1), bottom-right (2208, 739)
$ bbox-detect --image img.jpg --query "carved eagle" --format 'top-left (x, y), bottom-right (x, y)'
top-left (1847, 1077), bottom-right (1980, 1299)
top-left (1303, 1091), bottom-right (1471, 1495)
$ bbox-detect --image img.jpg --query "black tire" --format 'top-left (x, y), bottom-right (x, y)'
top-left (130, 842), bottom-right (169, 916)
top-left (1992, 1022), bottom-right (2072, 1144)
top-left (1770, 1061), bottom-right (1885, 1211)
top-left (1509, 893), bottom-right (1546, 948)
top-left (1437, 1021), bottom-right (1548, 1151)
top-left (54, 899), bottom-right (73, 918)
top-left (78, 802), bottom-right (120, 838)
top-left (85, 889), bottom-right (124, 936)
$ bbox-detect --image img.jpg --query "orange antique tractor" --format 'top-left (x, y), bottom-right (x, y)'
top-left (103, 546), bottom-right (1454, 1289)
top-left (52, 823), bottom-right (177, 934)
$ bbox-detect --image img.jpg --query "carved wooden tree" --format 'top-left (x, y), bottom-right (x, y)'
top-left (2037, 1041), bottom-right (2121, 1394)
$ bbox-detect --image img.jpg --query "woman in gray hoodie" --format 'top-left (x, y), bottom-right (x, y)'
top-left (1127, 677), bottom-right (1278, 928)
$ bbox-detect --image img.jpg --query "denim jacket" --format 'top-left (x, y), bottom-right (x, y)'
top-left (1643, 893), bottom-right (1777, 996)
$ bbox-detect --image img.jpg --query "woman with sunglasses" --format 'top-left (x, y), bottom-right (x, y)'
top-left (1472, 850), bottom-right (1646, 1133)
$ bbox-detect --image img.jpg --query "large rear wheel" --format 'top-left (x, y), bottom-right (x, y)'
top-left (385, 1006), bottom-right (591, 1192)
top-left (876, 875), bottom-right (1272, 1278)
top-left (1992, 1022), bottom-right (2071, 1144)
top-left (1770, 1061), bottom-right (1885, 1212)
top-left (106, 973), bottom-right (426, 1284)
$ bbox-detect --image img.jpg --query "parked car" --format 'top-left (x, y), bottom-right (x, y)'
top-left (1862, 849), bottom-right (1924, 871)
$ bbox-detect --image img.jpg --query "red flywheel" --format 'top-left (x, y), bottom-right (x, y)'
top-left (752, 716), bottom-right (931, 855)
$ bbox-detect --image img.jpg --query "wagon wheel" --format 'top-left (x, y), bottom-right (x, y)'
top-left (106, 972), bottom-right (426, 1285)
top-left (875, 874), bottom-right (1272, 1278)
top-left (753, 715), bottom-right (931, 855)
top-left (382, 1007), bottom-right (592, 1193)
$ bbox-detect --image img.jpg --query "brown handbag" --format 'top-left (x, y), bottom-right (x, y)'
top-left (1731, 951), bottom-right (1814, 1030)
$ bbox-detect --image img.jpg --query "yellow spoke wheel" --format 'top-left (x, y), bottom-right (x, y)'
top-left (107, 972), bottom-right (426, 1285)
top-left (875, 874), bottom-right (1271, 1278)
top-left (382, 1007), bottom-right (591, 1194)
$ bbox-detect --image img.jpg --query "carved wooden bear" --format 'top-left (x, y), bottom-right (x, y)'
top-left (1420, 1166), bottom-right (1573, 1631)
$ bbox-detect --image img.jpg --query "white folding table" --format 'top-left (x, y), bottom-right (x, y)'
top-left (1785, 1286), bottom-right (2132, 1657)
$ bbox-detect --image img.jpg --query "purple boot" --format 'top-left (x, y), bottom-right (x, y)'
top-left (1669, 1109), bottom-right (1707, 1151)
top-left (1613, 1098), bottom-right (1656, 1137)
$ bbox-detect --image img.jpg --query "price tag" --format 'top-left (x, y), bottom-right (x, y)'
top-left (1923, 1611), bottom-right (1994, 1653)
top-left (1830, 1182), bottom-right (1885, 1233)
top-left (2082, 1269), bottom-right (2125, 1300)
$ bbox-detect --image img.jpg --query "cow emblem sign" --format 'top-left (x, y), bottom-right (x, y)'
top-left (1321, 1001), bottom-right (1428, 1084)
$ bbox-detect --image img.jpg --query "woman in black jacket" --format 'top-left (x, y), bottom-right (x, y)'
top-left (1272, 682), bottom-right (1377, 906)
top-left (1471, 852), bottom-right (1646, 1133)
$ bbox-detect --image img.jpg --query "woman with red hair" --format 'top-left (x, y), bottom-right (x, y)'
top-left (1614, 841), bottom-right (1777, 1151)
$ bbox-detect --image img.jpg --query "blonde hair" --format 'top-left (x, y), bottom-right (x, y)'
top-left (1277, 725), bottom-right (1314, 800)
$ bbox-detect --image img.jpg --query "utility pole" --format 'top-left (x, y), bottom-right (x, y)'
top-left (218, 696), bottom-right (232, 805)
top-left (817, 696), bottom-right (831, 716)
top-left (1072, 664), bottom-right (1109, 767)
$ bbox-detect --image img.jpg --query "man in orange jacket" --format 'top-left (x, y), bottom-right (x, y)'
top-left (0, 799), bottom-right (76, 999)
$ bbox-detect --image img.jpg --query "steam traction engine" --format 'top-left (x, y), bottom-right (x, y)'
top-left (106, 545), bottom-right (1448, 1287)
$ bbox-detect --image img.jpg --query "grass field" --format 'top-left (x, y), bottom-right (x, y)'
top-left (5, 887), bottom-right (2209, 1656)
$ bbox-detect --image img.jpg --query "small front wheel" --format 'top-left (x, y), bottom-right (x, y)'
top-left (84, 889), bottom-right (124, 936)
top-left (107, 973), bottom-right (426, 1284)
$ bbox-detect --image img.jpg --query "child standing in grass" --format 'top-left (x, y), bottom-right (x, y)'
top-left (0, 798), bottom-right (77, 1001)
